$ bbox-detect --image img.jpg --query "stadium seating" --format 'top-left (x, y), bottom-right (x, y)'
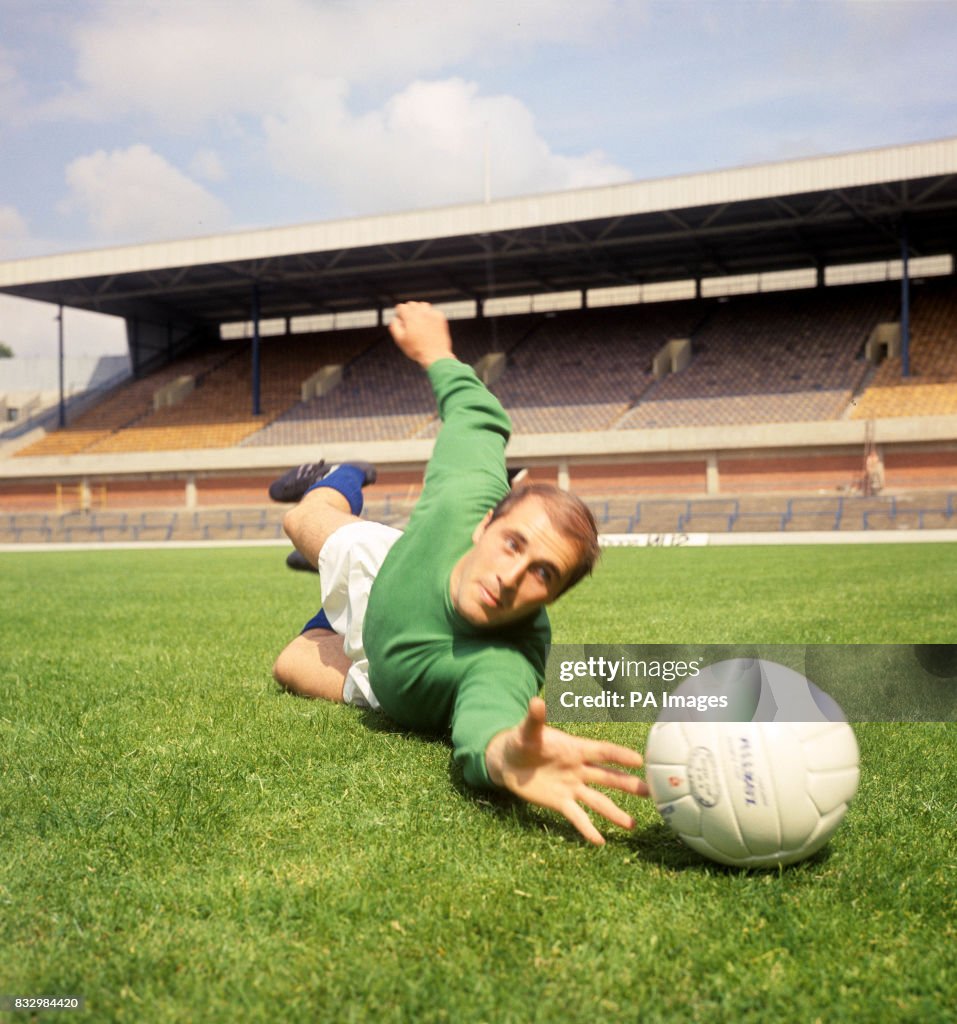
top-left (86, 330), bottom-right (376, 452)
top-left (15, 330), bottom-right (378, 456)
top-left (616, 285), bottom-right (897, 429)
top-left (487, 303), bottom-right (698, 435)
top-left (6, 277), bottom-right (956, 548)
top-left (10, 278), bottom-right (957, 459)
top-left (244, 331), bottom-right (435, 445)
top-left (248, 301), bottom-right (709, 443)
top-left (14, 346), bottom-right (241, 456)
top-left (849, 277), bottom-right (957, 419)
top-left (244, 314), bottom-right (539, 445)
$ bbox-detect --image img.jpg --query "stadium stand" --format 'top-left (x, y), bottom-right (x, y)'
top-left (16, 280), bottom-right (954, 457)
top-left (4, 279), bottom-right (956, 544)
top-left (84, 330), bottom-right (374, 452)
top-left (3, 138), bottom-right (956, 548)
top-left (14, 345), bottom-right (241, 456)
top-left (616, 284), bottom-right (897, 430)
top-left (243, 314), bottom-right (538, 445)
top-left (15, 330), bottom-right (377, 456)
top-left (849, 277), bottom-right (957, 419)
top-left (248, 299), bottom-right (738, 444)
top-left (487, 302), bottom-right (700, 435)
top-left (243, 327), bottom-right (435, 445)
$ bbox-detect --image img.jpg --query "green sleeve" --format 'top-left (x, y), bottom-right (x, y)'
top-left (422, 358), bottom-right (511, 499)
top-left (449, 651), bottom-right (541, 789)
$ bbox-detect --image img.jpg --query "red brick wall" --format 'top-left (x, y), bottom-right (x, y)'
top-left (884, 449), bottom-right (957, 488)
top-left (718, 453), bottom-right (861, 493)
top-left (2, 447), bottom-right (954, 513)
top-left (571, 460), bottom-right (707, 495)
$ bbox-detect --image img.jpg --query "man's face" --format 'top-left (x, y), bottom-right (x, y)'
top-left (450, 495), bottom-right (582, 629)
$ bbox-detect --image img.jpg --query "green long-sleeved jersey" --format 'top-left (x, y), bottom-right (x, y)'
top-left (362, 358), bottom-right (550, 788)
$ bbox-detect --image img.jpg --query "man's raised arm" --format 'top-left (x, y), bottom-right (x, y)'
top-left (389, 302), bottom-right (457, 369)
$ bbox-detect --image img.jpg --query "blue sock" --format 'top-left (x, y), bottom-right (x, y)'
top-left (305, 464), bottom-right (365, 515)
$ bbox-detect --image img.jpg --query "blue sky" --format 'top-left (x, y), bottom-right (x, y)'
top-left (2, 0), bottom-right (956, 358)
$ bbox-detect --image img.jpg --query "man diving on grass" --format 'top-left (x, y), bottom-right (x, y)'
top-left (270, 301), bottom-right (650, 845)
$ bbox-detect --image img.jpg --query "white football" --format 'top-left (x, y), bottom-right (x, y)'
top-left (645, 717), bottom-right (860, 868)
top-left (656, 657), bottom-right (848, 724)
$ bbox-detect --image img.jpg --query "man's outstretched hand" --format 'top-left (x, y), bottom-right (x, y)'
top-left (388, 301), bottom-right (456, 369)
top-left (485, 697), bottom-right (650, 846)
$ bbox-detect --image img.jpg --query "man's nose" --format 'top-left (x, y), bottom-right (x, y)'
top-left (498, 559), bottom-right (525, 590)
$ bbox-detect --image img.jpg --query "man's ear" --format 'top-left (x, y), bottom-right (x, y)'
top-left (471, 509), bottom-right (494, 544)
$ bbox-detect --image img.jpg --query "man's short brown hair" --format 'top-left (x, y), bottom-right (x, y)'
top-left (489, 483), bottom-right (600, 593)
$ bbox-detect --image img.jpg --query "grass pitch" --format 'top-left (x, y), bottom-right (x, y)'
top-left (1, 543), bottom-right (955, 1023)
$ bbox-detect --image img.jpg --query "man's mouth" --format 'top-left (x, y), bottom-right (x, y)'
top-left (478, 583), bottom-right (500, 608)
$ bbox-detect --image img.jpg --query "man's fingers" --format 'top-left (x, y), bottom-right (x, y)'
top-left (583, 763), bottom-right (650, 797)
top-left (561, 800), bottom-right (607, 846)
top-left (561, 787), bottom-right (636, 845)
top-left (528, 695), bottom-right (548, 719)
top-left (582, 739), bottom-right (644, 770)
top-left (519, 696), bottom-right (548, 744)
top-left (577, 786), bottom-right (637, 831)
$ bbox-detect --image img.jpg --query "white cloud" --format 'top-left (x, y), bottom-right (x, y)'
top-left (0, 46), bottom-right (24, 124)
top-left (0, 294), bottom-right (127, 360)
top-left (58, 144), bottom-right (231, 243)
top-left (38, 0), bottom-right (617, 130)
top-left (190, 148), bottom-right (226, 183)
top-left (0, 205), bottom-right (29, 257)
top-left (11, 0), bottom-right (631, 239)
top-left (265, 76), bottom-right (631, 212)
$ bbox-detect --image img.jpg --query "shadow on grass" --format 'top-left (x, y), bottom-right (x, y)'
top-left (625, 820), bottom-right (836, 875)
top-left (277, 686), bottom-right (422, 738)
top-left (437, 743), bottom-right (662, 860)
top-left (350, 702), bottom-right (837, 876)
top-left (357, 707), bottom-right (417, 735)
top-left (449, 757), bottom-right (837, 874)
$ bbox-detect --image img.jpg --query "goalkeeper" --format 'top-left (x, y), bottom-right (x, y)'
top-left (271, 301), bottom-right (648, 845)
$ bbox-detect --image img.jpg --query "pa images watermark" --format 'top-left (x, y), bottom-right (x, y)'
top-left (545, 645), bottom-right (957, 723)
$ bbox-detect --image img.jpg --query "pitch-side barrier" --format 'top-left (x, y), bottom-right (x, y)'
top-left (599, 530), bottom-right (957, 547)
top-left (3, 528), bottom-right (957, 555)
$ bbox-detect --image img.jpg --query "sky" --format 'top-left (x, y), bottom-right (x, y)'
top-left (1, 0), bottom-right (956, 361)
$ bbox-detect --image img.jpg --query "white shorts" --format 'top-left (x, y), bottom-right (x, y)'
top-left (316, 520), bottom-right (402, 710)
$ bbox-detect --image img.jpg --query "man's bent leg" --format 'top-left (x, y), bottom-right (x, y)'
top-left (282, 487), bottom-right (358, 569)
top-left (272, 628), bottom-right (352, 702)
